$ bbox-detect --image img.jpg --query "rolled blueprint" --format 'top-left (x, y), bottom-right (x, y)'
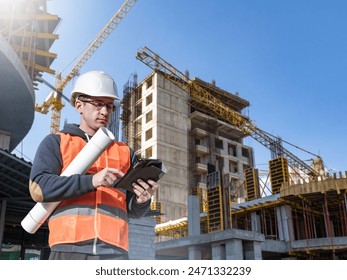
top-left (21, 126), bottom-right (115, 234)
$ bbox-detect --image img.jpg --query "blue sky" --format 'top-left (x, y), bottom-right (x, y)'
top-left (14, 0), bottom-right (347, 174)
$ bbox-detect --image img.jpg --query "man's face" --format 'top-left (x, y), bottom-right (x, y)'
top-left (76, 95), bottom-right (115, 131)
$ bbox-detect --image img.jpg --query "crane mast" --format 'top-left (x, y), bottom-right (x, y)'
top-left (35, 0), bottom-right (137, 134)
top-left (136, 46), bottom-right (321, 179)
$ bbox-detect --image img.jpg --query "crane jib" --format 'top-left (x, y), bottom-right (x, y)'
top-left (35, 0), bottom-right (138, 134)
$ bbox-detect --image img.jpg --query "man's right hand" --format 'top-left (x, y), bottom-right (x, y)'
top-left (92, 167), bottom-right (124, 188)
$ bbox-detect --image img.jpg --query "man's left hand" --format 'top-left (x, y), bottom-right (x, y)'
top-left (133, 179), bottom-right (158, 204)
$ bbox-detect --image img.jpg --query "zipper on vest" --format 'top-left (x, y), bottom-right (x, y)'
top-left (93, 187), bottom-right (100, 255)
top-left (91, 133), bottom-right (98, 255)
top-left (84, 132), bottom-right (98, 254)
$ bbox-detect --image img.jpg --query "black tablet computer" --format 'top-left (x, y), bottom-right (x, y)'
top-left (113, 158), bottom-right (167, 191)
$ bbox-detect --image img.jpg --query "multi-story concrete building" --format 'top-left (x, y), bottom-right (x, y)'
top-left (122, 71), bottom-right (347, 260)
top-left (121, 71), bottom-right (254, 223)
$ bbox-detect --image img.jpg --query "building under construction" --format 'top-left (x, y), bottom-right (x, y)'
top-left (120, 47), bottom-right (347, 259)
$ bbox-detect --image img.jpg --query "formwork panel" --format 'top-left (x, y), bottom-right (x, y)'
top-left (207, 185), bottom-right (224, 232)
top-left (269, 157), bottom-right (289, 194)
top-left (244, 167), bottom-right (260, 200)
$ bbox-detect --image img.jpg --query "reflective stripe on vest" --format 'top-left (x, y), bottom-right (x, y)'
top-left (48, 133), bottom-right (131, 251)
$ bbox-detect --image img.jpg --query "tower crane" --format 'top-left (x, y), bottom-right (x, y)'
top-left (35, 0), bottom-right (137, 134)
top-left (136, 46), bottom-right (325, 180)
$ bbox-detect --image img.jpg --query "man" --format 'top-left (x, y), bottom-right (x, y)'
top-left (29, 70), bottom-right (157, 260)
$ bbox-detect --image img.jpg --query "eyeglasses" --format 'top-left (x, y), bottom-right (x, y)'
top-left (78, 98), bottom-right (114, 111)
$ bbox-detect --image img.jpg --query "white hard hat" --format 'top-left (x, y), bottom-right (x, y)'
top-left (70, 70), bottom-right (120, 106)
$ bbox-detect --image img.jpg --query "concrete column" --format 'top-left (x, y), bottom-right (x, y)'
top-left (253, 241), bottom-right (262, 260)
top-left (276, 205), bottom-right (295, 241)
top-left (188, 195), bottom-right (200, 236)
top-left (244, 241), bottom-right (262, 260)
top-left (236, 145), bottom-right (243, 175)
top-left (128, 216), bottom-right (156, 260)
top-left (236, 144), bottom-right (242, 158)
top-left (188, 245), bottom-right (202, 260)
top-left (211, 243), bottom-right (225, 260)
top-left (225, 239), bottom-right (243, 260)
top-left (276, 206), bottom-right (284, 240)
top-left (251, 212), bottom-right (261, 233)
top-left (187, 196), bottom-right (202, 260)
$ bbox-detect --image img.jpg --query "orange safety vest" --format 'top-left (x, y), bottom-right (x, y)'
top-left (48, 133), bottom-right (131, 251)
